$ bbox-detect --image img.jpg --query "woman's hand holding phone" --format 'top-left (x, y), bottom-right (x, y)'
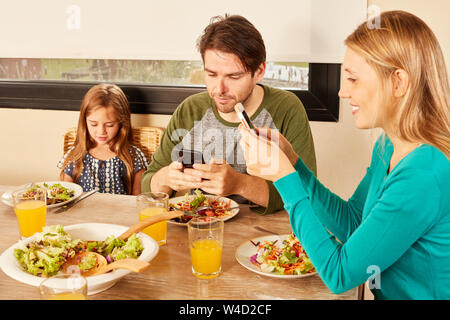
top-left (253, 127), bottom-right (299, 167)
top-left (238, 127), bottom-right (296, 182)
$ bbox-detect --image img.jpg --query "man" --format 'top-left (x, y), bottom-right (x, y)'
top-left (142, 14), bottom-right (316, 214)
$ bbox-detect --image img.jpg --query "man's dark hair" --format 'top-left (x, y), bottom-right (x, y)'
top-left (197, 14), bottom-right (266, 76)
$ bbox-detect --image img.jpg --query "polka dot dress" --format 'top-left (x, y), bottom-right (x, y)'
top-left (57, 146), bottom-right (150, 194)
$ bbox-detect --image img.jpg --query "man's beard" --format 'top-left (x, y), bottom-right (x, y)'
top-left (212, 89), bottom-right (253, 114)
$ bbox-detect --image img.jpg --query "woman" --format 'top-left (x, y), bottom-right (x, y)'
top-left (240, 11), bottom-right (450, 299)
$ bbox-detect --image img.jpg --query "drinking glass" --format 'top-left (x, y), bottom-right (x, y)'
top-left (136, 192), bottom-right (169, 245)
top-left (12, 186), bottom-right (47, 239)
top-left (188, 217), bottom-right (224, 279)
top-left (39, 274), bottom-right (88, 300)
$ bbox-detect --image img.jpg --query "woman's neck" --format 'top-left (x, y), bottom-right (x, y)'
top-left (386, 133), bottom-right (422, 173)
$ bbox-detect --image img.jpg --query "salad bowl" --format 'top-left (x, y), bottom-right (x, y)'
top-left (0, 223), bottom-right (159, 295)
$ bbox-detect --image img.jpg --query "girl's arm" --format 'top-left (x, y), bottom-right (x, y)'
top-left (132, 169), bottom-right (145, 195)
top-left (130, 146), bottom-right (151, 195)
top-left (62, 173), bottom-right (74, 183)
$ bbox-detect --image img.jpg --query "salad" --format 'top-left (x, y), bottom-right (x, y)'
top-left (250, 233), bottom-right (315, 276)
top-left (24, 183), bottom-right (75, 205)
top-left (14, 225), bottom-right (144, 277)
top-left (169, 189), bottom-right (233, 223)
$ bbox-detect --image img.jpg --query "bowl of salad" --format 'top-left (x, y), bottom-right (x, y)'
top-left (168, 190), bottom-right (240, 226)
top-left (0, 224), bottom-right (159, 295)
top-left (235, 233), bottom-right (316, 278)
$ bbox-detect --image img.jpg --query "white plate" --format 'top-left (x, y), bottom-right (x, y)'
top-left (0, 223), bottom-right (159, 295)
top-left (168, 195), bottom-right (240, 226)
top-left (1, 181), bottom-right (83, 209)
top-left (235, 234), bottom-right (317, 279)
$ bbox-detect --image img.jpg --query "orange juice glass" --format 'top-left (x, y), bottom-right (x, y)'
top-left (188, 217), bottom-right (224, 279)
top-left (39, 274), bottom-right (88, 300)
top-left (12, 187), bottom-right (47, 239)
top-left (136, 192), bottom-right (169, 245)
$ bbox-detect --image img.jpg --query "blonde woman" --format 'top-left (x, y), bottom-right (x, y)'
top-left (58, 83), bottom-right (149, 195)
top-left (240, 11), bottom-right (450, 299)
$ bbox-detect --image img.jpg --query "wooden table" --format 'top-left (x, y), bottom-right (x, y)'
top-left (0, 185), bottom-right (362, 300)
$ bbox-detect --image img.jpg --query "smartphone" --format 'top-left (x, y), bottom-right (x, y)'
top-left (234, 103), bottom-right (256, 131)
top-left (178, 149), bottom-right (205, 169)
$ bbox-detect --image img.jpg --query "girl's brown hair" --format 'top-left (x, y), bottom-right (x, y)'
top-left (60, 83), bottom-right (137, 193)
top-left (345, 10), bottom-right (450, 157)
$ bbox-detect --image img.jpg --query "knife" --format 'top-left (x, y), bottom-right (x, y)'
top-left (53, 189), bottom-right (98, 214)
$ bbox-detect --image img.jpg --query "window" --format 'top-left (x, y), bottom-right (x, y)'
top-left (0, 58), bottom-right (309, 90)
top-left (0, 58), bottom-right (339, 121)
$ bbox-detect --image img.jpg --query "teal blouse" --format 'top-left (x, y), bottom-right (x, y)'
top-left (274, 135), bottom-right (450, 299)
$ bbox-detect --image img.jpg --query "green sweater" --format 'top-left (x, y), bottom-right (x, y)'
top-left (274, 135), bottom-right (450, 299)
top-left (142, 84), bottom-right (316, 214)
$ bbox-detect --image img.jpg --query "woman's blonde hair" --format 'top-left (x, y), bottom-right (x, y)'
top-left (345, 10), bottom-right (450, 157)
top-left (60, 83), bottom-right (137, 193)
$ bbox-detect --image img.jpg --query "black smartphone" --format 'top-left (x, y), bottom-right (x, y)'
top-left (178, 149), bottom-right (205, 169)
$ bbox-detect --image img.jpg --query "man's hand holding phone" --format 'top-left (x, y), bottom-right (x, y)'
top-left (178, 149), bottom-right (204, 170)
top-left (187, 159), bottom-right (242, 197)
top-left (161, 161), bottom-right (202, 192)
top-left (157, 149), bottom-right (204, 192)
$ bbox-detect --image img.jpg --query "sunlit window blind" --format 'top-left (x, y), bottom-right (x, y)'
top-left (0, 0), bottom-right (366, 63)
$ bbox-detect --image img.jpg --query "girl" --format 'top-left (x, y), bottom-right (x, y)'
top-left (240, 11), bottom-right (450, 299)
top-left (58, 83), bottom-right (150, 195)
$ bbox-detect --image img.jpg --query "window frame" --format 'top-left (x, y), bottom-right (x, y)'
top-left (0, 63), bottom-right (340, 122)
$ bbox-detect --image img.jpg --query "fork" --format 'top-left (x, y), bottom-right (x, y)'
top-left (195, 204), bottom-right (259, 212)
top-left (253, 226), bottom-right (280, 236)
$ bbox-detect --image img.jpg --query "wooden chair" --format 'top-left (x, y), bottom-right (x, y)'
top-left (63, 126), bottom-right (165, 160)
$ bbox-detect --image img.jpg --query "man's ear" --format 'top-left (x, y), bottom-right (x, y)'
top-left (392, 68), bottom-right (409, 97)
top-left (254, 62), bottom-right (266, 82)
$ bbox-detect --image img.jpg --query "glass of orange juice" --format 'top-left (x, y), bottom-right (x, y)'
top-left (39, 274), bottom-right (88, 300)
top-left (188, 217), bottom-right (224, 279)
top-left (136, 192), bottom-right (169, 245)
top-left (12, 186), bottom-right (47, 239)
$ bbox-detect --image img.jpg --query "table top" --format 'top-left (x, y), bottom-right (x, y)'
top-left (0, 185), bottom-right (361, 300)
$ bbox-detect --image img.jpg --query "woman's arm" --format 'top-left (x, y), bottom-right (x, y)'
top-left (240, 127), bottom-right (366, 240)
top-left (293, 156), bottom-right (369, 242)
top-left (275, 167), bottom-right (440, 294)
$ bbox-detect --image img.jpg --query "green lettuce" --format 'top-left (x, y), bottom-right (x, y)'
top-left (190, 189), bottom-right (206, 209)
top-left (14, 224), bottom-right (80, 277)
top-left (110, 234), bottom-right (144, 261)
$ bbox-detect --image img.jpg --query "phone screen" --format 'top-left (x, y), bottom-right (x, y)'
top-left (178, 149), bottom-right (204, 169)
